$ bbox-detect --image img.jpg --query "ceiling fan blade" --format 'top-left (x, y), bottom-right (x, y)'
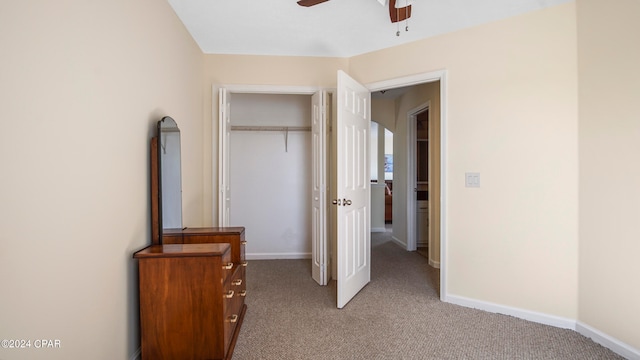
top-left (389, 0), bottom-right (411, 23)
top-left (297, 0), bottom-right (330, 7)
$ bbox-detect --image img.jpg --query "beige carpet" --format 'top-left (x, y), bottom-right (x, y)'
top-left (232, 232), bottom-right (622, 359)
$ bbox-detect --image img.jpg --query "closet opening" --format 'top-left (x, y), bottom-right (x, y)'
top-left (228, 93), bottom-right (314, 259)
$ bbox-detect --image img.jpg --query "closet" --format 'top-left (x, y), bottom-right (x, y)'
top-left (228, 93), bottom-right (313, 258)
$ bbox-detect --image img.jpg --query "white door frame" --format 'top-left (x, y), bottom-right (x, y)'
top-left (218, 88), bottom-right (231, 227)
top-left (366, 70), bottom-right (448, 301)
top-left (311, 90), bottom-right (328, 286)
top-left (406, 102), bottom-right (430, 252)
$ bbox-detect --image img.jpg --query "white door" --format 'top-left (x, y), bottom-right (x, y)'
top-left (218, 88), bottom-right (231, 227)
top-left (311, 91), bottom-right (328, 285)
top-left (336, 71), bottom-right (371, 309)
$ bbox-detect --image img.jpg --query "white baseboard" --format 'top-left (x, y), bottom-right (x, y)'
top-left (391, 236), bottom-right (406, 248)
top-left (443, 294), bottom-right (640, 359)
top-left (576, 321), bottom-right (640, 360)
top-left (428, 259), bottom-right (440, 268)
top-left (444, 294), bottom-right (576, 330)
top-left (246, 252), bottom-right (311, 260)
top-left (371, 227), bottom-right (387, 233)
top-left (130, 347), bottom-right (141, 360)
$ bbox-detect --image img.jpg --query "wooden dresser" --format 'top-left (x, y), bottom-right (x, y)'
top-left (145, 127), bottom-right (248, 358)
top-left (134, 241), bottom-right (247, 360)
top-left (164, 227), bottom-right (247, 321)
top-left (163, 227), bottom-right (246, 266)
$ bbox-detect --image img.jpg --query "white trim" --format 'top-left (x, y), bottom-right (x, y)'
top-left (246, 252), bottom-right (311, 260)
top-left (367, 71), bottom-right (444, 92)
top-left (366, 69), bottom-right (448, 302)
top-left (445, 294), bottom-right (640, 359)
top-left (576, 322), bottom-right (640, 360)
top-left (220, 84), bottom-right (319, 95)
top-left (446, 294), bottom-right (577, 330)
top-left (439, 71), bottom-right (448, 303)
top-left (217, 87), bottom-right (229, 227)
top-left (428, 259), bottom-right (440, 269)
top-left (391, 235), bottom-right (406, 248)
top-left (212, 84), bottom-right (218, 226)
top-left (371, 227), bottom-right (387, 233)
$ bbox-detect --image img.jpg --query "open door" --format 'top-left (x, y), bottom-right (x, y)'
top-left (311, 91), bottom-right (328, 285)
top-left (336, 71), bottom-right (371, 308)
top-left (218, 88), bottom-right (231, 227)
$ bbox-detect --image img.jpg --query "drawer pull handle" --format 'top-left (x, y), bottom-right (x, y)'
top-left (241, 261), bottom-right (248, 267)
top-left (222, 263), bottom-right (233, 270)
top-left (224, 290), bottom-right (234, 299)
top-left (229, 314), bottom-right (238, 323)
top-left (239, 290), bottom-right (247, 297)
top-left (232, 279), bottom-right (243, 286)
top-left (241, 241), bottom-right (247, 245)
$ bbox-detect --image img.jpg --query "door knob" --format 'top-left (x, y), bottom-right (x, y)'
top-left (344, 199), bottom-right (352, 206)
top-left (332, 199), bottom-right (342, 206)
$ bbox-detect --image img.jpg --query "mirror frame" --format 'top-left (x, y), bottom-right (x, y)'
top-left (151, 116), bottom-right (183, 244)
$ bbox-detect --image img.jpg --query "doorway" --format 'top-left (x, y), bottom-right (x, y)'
top-left (367, 71), bottom-right (447, 299)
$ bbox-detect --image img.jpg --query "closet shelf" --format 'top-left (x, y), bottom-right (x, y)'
top-left (230, 125), bottom-right (311, 132)
top-left (230, 125), bottom-right (311, 152)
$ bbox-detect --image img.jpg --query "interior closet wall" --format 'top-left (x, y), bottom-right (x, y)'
top-left (229, 93), bottom-right (312, 259)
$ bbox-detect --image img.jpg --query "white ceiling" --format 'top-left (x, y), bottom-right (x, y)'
top-left (167, 0), bottom-right (571, 58)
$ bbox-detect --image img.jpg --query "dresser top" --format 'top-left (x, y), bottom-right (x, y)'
top-left (133, 243), bottom-right (230, 259)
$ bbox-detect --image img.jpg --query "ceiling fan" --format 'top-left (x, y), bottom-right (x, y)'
top-left (296, 0), bottom-right (412, 23)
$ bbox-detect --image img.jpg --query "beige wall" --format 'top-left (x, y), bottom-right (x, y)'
top-left (352, 3), bottom-right (579, 318)
top-left (0, 0), bottom-right (203, 359)
top-left (371, 98), bottom-right (397, 132)
top-left (577, 0), bottom-right (640, 350)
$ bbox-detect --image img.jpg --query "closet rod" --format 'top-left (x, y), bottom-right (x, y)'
top-left (230, 125), bottom-right (311, 132)
top-left (230, 125), bottom-right (311, 152)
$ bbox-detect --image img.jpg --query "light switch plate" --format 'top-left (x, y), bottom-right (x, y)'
top-left (465, 172), bottom-right (480, 188)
